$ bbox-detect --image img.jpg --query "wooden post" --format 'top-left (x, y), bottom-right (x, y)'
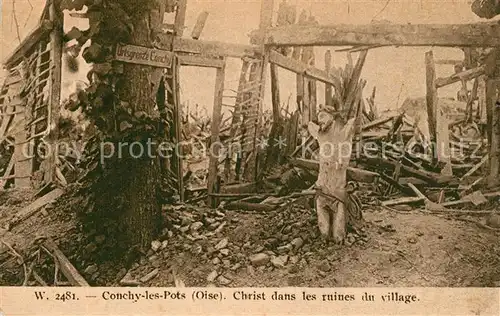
top-left (425, 51), bottom-right (438, 162)
top-left (44, 0), bottom-right (63, 185)
top-left (207, 61), bottom-right (226, 208)
top-left (324, 50), bottom-right (333, 108)
top-left (487, 79), bottom-right (500, 187)
top-left (172, 57), bottom-right (184, 201)
top-left (224, 60), bottom-right (249, 182)
top-left (174, 0), bottom-right (188, 37)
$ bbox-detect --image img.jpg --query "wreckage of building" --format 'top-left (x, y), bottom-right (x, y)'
top-left (1, 0), bottom-right (500, 215)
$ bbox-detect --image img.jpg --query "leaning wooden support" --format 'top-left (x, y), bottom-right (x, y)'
top-left (43, 239), bottom-right (90, 287)
top-left (435, 65), bottom-right (485, 88)
top-left (6, 189), bottom-right (64, 230)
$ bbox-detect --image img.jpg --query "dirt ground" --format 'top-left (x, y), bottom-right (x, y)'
top-left (0, 189), bottom-right (499, 287)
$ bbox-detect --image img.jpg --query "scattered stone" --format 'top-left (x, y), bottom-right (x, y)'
top-left (416, 231), bottom-right (424, 237)
top-left (215, 210), bottom-right (225, 218)
top-left (230, 218), bottom-right (239, 223)
top-left (318, 271), bottom-right (327, 278)
top-left (120, 272), bottom-right (140, 286)
top-left (215, 238), bottom-right (228, 250)
top-left (116, 268), bottom-right (127, 280)
top-left (217, 275), bottom-right (232, 285)
top-left (407, 237), bottom-right (417, 244)
top-left (207, 270), bottom-right (218, 282)
top-left (140, 268), bottom-right (159, 283)
top-left (190, 222), bottom-right (204, 232)
top-left (209, 222), bottom-right (221, 230)
top-left (95, 235), bottom-right (106, 244)
top-left (179, 226), bottom-right (190, 233)
top-left (288, 265), bottom-right (299, 274)
top-left (253, 245), bottom-right (265, 253)
top-left (317, 260), bottom-right (331, 272)
top-left (290, 237), bottom-right (304, 250)
top-left (151, 240), bottom-right (162, 252)
top-left (249, 253), bottom-right (270, 266)
top-left (205, 217), bottom-right (216, 224)
top-left (161, 240), bottom-right (169, 249)
top-left (220, 249), bottom-right (229, 256)
top-left (289, 256), bottom-right (300, 264)
top-left (230, 263), bottom-right (241, 271)
top-left (84, 243), bottom-right (97, 253)
top-left (212, 257), bottom-right (221, 265)
top-left (486, 214), bottom-right (500, 228)
top-left (277, 244), bottom-right (293, 254)
top-left (91, 272), bottom-right (100, 281)
top-left (167, 230), bottom-right (174, 238)
top-left (271, 255), bottom-right (288, 269)
top-left (84, 264), bottom-right (98, 275)
top-left (191, 244), bottom-right (203, 255)
top-left (287, 275), bottom-right (301, 286)
top-left (214, 222), bottom-right (227, 234)
top-left (148, 255), bottom-right (159, 262)
top-left (247, 265), bottom-right (255, 275)
top-left (222, 260), bottom-right (231, 268)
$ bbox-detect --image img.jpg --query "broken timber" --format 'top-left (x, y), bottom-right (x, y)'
top-left (43, 239), bottom-right (90, 287)
top-left (5, 189), bottom-right (64, 231)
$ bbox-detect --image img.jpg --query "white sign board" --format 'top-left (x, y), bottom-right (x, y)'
top-left (114, 44), bottom-right (173, 68)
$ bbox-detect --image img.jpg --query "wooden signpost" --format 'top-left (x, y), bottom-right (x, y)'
top-left (115, 44), bottom-right (174, 68)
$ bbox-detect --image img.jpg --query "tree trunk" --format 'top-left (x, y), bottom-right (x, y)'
top-left (94, 5), bottom-right (163, 253)
top-left (308, 116), bottom-right (356, 243)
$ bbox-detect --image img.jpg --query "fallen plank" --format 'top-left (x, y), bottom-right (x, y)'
top-left (407, 183), bottom-right (428, 200)
top-left (460, 154), bottom-right (488, 181)
top-left (381, 196), bottom-right (424, 207)
top-left (360, 156), bottom-right (455, 185)
top-left (43, 239), bottom-right (89, 287)
top-left (220, 182), bottom-right (257, 194)
top-left (361, 115), bottom-right (395, 131)
top-left (6, 188), bottom-right (64, 230)
top-left (224, 201), bottom-right (277, 212)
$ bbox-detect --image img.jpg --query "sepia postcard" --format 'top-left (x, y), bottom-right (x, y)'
top-left (0, 0), bottom-right (499, 314)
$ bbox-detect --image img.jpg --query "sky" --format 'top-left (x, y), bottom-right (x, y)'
top-left (0, 0), bottom-right (496, 118)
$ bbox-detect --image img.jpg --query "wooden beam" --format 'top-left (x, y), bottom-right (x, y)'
top-left (178, 54), bottom-right (224, 68)
top-left (250, 22), bottom-right (500, 47)
top-left (43, 239), bottom-right (89, 286)
top-left (289, 158), bottom-right (379, 183)
top-left (382, 196), bottom-right (424, 207)
top-left (207, 61), bottom-right (226, 208)
top-left (435, 65), bottom-right (485, 88)
top-left (191, 11), bottom-right (209, 40)
top-left (6, 189), bottom-right (64, 230)
top-left (3, 20), bottom-right (53, 67)
top-left (172, 37), bottom-right (259, 59)
top-left (269, 50), bottom-right (334, 85)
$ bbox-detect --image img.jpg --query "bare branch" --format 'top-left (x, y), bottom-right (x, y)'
top-left (12, 0), bottom-right (22, 43)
